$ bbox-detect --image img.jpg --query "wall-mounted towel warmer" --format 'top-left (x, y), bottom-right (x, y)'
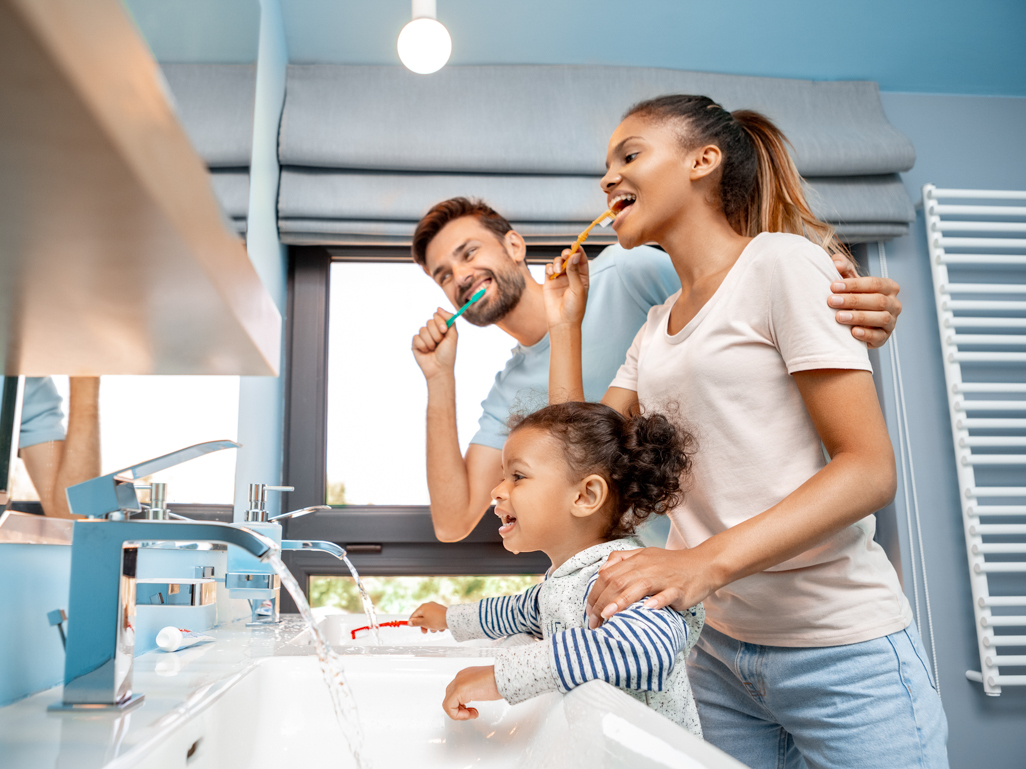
top-left (925, 184), bottom-right (1026, 696)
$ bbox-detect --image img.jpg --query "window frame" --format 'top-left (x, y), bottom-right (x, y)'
top-left (279, 246), bottom-right (549, 611)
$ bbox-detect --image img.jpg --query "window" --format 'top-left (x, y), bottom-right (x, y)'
top-left (325, 260), bottom-right (546, 505)
top-left (310, 574), bottom-right (544, 615)
top-left (278, 247), bottom-right (551, 610)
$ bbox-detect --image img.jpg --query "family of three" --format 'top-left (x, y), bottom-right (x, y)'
top-left (405, 94), bottom-right (948, 768)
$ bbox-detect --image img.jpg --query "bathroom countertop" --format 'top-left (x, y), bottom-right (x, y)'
top-left (0, 615), bottom-right (491, 769)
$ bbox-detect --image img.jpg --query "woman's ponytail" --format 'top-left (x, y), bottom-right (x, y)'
top-left (625, 96), bottom-right (853, 265)
top-left (731, 110), bottom-right (846, 259)
top-left (509, 402), bottom-right (694, 538)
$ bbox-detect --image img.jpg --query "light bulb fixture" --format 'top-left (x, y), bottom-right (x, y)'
top-left (397, 0), bottom-right (452, 75)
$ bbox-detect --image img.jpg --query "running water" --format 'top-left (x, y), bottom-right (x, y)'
top-left (342, 552), bottom-right (381, 645)
top-left (268, 554), bottom-right (368, 768)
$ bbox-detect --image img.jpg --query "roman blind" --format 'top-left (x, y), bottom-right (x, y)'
top-left (277, 65), bottom-right (916, 246)
top-left (161, 63), bottom-right (257, 235)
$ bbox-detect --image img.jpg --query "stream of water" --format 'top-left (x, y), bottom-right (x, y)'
top-left (342, 553), bottom-right (381, 645)
top-left (269, 554), bottom-right (368, 769)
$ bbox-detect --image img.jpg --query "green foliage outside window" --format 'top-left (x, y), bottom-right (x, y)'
top-left (309, 574), bottom-right (544, 615)
top-left (326, 481), bottom-right (347, 506)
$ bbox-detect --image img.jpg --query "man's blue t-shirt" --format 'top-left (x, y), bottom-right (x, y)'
top-left (20, 377), bottom-right (66, 449)
top-left (471, 245), bottom-right (680, 450)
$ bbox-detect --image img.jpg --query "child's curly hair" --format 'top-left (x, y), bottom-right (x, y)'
top-left (508, 402), bottom-right (694, 538)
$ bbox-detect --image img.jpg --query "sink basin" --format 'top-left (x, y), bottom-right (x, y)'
top-left (116, 655), bottom-right (746, 769)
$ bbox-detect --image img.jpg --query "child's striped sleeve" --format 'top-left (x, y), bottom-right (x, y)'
top-left (446, 583), bottom-right (545, 642)
top-left (493, 595), bottom-right (696, 704)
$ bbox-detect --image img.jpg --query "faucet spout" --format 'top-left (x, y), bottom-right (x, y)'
top-left (281, 539), bottom-right (347, 560)
top-left (52, 520), bottom-right (280, 711)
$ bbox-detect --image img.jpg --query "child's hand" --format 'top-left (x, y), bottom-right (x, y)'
top-left (409, 601), bottom-right (448, 633)
top-left (442, 665), bottom-right (501, 720)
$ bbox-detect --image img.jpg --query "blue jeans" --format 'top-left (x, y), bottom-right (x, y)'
top-left (687, 623), bottom-right (949, 769)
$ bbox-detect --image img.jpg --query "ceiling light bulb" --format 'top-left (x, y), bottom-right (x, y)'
top-left (397, 3), bottom-right (451, 75)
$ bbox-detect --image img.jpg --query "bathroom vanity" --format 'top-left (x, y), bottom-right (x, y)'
top-left (0, 616), bottom-right (747, 769)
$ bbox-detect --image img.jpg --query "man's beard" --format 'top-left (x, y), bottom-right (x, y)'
top-left (460, 265), bottom-right (526, 327)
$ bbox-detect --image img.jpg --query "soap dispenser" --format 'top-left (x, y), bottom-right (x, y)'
top-left (226, 483), bottom-right (292, 624)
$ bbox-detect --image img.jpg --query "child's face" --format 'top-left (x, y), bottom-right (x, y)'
top-left (492, 427), bottom-right (604, 567)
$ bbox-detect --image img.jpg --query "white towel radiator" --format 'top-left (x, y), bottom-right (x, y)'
top-left (924, 184), bottom-right (1026, 695)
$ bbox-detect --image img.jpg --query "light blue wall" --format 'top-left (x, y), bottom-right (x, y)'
top-left (280, 0), bottom-right (1026, 96)
top-left (0, 545), bottom-right (70, 706)
top-left (234, 0), bottom-right (291, 520)
top-left (124, 0), bottom-right (261, 63)
top-left (871, 92), bottom-right (1026, 769)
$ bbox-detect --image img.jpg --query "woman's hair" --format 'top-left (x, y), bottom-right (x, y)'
top-left (625, 95), bottom-right (852, 263)
top-left (508, 402), bottom-right (693, 538)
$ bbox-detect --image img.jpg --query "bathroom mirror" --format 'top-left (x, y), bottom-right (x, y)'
top-left (0, 376), bottom-right (24, 511)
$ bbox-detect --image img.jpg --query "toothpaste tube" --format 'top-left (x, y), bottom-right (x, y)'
top-left (156, 626), bottom-right (215, 652)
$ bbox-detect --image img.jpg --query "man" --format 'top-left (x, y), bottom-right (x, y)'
top-left (17, 377), bottom-right (101, 518)
top-left (411, 198), bottom-right (901, 542)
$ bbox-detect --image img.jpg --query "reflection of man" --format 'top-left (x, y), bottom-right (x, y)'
top-left (411, 198), bottom-right (902, 542)
top-left (18, 377), bottom-right (100, 518)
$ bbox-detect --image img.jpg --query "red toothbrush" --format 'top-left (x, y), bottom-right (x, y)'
top-left (350, 620), bottom-right (409, 640)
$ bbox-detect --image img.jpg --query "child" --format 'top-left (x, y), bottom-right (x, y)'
top-left (409, 401), bottom-right (704, 735)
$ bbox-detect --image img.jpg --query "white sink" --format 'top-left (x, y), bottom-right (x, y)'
top-left (116, 655), bottom-right (745, 769)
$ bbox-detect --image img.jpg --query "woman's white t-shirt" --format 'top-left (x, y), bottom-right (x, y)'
top-left (611, 232), bottom-right (912, 647)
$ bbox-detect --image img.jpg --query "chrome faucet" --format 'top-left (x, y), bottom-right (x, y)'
top-left (50, 440), bottom-right (274, 712)
top-left (226, 483), bottom-right (331, 625)
top-left (49, 519), bottom-right (278, 712)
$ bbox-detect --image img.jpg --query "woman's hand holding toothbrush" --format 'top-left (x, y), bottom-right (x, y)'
top-left (543, 246), bottom-right (590, 332)
top-left (544, 247), bottom-right (590, 404)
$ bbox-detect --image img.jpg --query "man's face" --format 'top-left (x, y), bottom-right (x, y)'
top-left (422, 216), bottom-right (526, 327)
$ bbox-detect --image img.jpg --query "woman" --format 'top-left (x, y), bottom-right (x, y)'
top-left (543, 95), bottom-right (947, 768)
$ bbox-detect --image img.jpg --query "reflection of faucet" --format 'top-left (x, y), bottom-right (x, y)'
top-left (50, 520), bottom-right (278, 712)
top-left (281, 539), bottom-right (348, 560)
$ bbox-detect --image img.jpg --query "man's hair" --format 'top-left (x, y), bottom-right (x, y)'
top-left (412, 197), bottom-right (513, 267)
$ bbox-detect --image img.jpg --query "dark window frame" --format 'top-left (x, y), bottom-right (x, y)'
top-left (279, 246), bottom-right (548, 611)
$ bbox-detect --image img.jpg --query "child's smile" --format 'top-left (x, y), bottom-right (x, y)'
top-left (490, 426), bottom-right (602, 567)
top-left (497, 510), bottom-right (517, 537)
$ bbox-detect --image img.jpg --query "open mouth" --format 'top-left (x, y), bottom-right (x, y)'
top-left (461, 277), bottom-right (492, 307)
top-left (609, 193), bottom-right (637, 227)
top-left (497, 513), bottom-right (517, 537)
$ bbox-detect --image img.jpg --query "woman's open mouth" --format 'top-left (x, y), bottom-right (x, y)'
top-left (497, 513), bottom-right (517, 537)
top-left (609, 193), bottom-right (637, 229)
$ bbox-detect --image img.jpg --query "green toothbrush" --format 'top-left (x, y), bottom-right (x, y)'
top-left (446, 286), bottom-right (487, 328)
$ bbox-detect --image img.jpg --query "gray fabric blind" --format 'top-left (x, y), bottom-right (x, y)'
top-left (278, 65), bottom-right (917, 245)
top-left (162, 63), bottom-right (256, 235)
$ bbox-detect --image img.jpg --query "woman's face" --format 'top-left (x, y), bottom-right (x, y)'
top-left (600, 114), bottom-right (706, 249)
